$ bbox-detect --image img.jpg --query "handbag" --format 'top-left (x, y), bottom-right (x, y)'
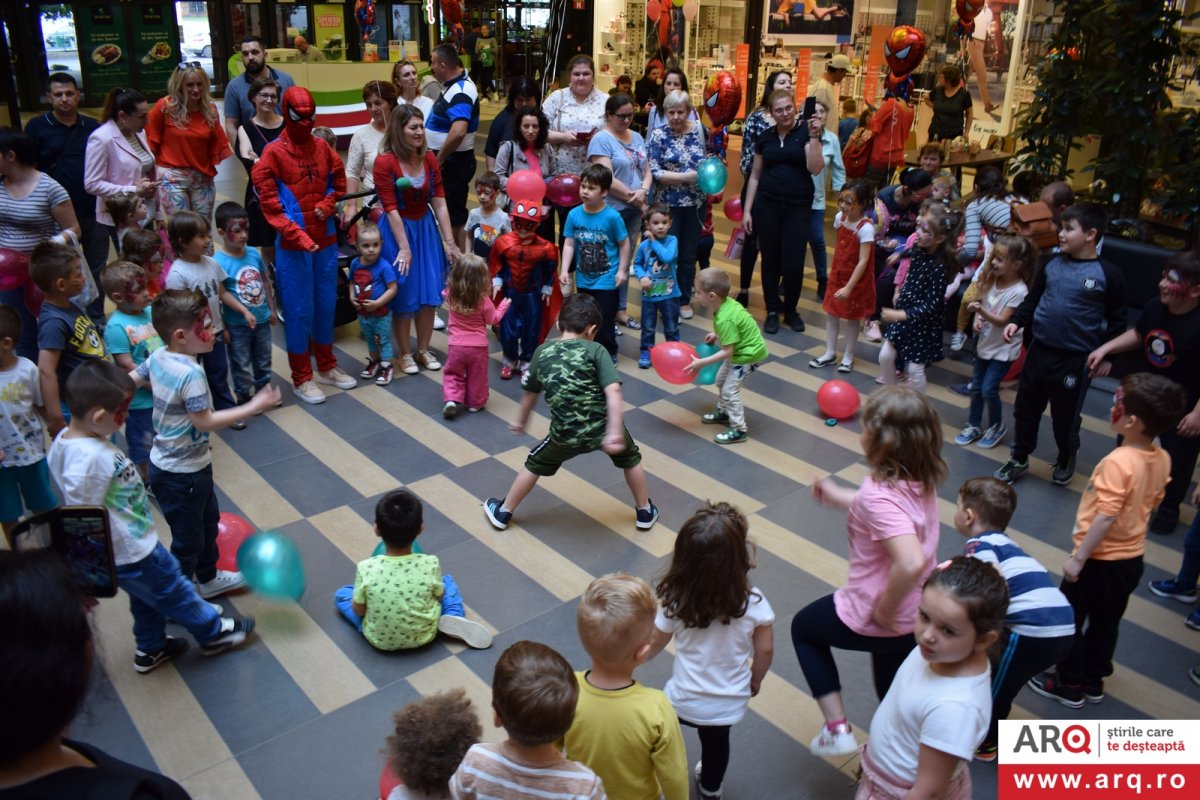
top-left (842, 131), bottom-right (874, 179)
top-left (725, 225), bottom-right (746, 260)
top-left (1009, 200), bottom-right (1059, 250)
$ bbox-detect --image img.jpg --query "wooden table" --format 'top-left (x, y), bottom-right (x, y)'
top-left (905, 149), bottom-right (1013, 183)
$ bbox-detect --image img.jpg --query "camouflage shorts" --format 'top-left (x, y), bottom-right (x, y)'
top-left (525, 427), bottom-right (642, 476)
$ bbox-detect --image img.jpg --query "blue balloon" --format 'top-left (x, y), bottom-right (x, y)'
top-left (694, 342), bottom-right (722, 385)
top-left (372, 539), bottom-right (424, 557)
top-left (696, 157), bottom-right (727, 196)
top-left (237, 532), bottom-right (306, 601)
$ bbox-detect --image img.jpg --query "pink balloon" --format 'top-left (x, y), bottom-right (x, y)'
top-left (817, 380), bottom-right (861, 420)
top-left (650, 341), bottom-right (700, 385)
top-left (507, 169), bottom-right (546, 207)
top-left (379, 764), bottom-right (402, 800)
top-left (546, 174), bottom-right (582, 208)
top-left (0, 248), bottom-right (29, 291)
top-left (216, 512), bottom-right (256, 572)
top-left (683, 0), bottom-right (699, 21)
top-left (646, 0), bottom-right (661, 23)
top-left (723, 196), bottom-right (744, 222)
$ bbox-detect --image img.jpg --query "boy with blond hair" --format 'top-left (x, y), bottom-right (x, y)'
top-left (564, 573), bottom-right (688, 800)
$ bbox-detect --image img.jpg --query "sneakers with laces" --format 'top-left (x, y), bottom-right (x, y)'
top-left (375, 363), bottom-right (393, 386)
top-left (360, 358), bottom-right (381, 379)
top-left (134, 636), bottom-right (189, 673)
top-left (400, 353), bottom-right (419, 374)
top-left (1051, 454), bottom-right (1076, 485)
top-left (484, 497), bottom-right (512, 530)
top-left (979, 423), bottom-right (1007, 449)
top-left (715, 428), bottom-right (747, 445)
top-left (196, 570), bottom-right (247, 599)
top-left (1027, 672), bottom-right (1085, 709)
top-left (994, 458), bottom-right (1028, 484)
top-left (636, 500), bottom-right (660, 530)
top-left (316, 366), bottom-right (356, 390)
top-left (1082, 681), bottom-right (1105, 704)
top-left (974, 742), bottom-right (998, 762)
top-left (1149, 579), bottom-right (1199, 604)
top-left (865, 319), bottom-right (883, 342)
top-left (950, 331), bottom-right (967, 351)
top-left (810, 721), bottom-right (859, 757)
top-left (694, 760), bottom-right (722, 799)
top-left (955, 425), bottom-right (982, 446)
top-left (443, 401), bottom-right (458, 419)
top-left (437, 614), bottom-right (493, 649)
top-left (415, 350), bottom-right (442, 370)
top-left (638, 351), bottom-right (652, 369)
top-left (293, 381), bottom-right (327, 405)
top-left (199, 616), bottom-right (256, 656)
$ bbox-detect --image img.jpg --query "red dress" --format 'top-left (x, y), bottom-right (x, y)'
top-left (823, 215), bottom-right (876, 320)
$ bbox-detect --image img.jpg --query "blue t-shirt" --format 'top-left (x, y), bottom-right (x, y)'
top-left (587, 130), bottom-right (647, 212)
top-left (104, 308), bottom-right (163, 411)
top-left (350, 257), bottom-right (398, 317)
top-left (632, 236), bottom-right (679, 300)
top-left (214, 247), bottom-right (271, 327)
top-left (563, 204), bottom-right (627, 290)
top-left (425, 72), bottom-right (479, 153)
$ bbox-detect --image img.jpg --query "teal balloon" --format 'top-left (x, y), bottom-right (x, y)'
top-left (372, 539), bottom-right (424, 557)
top-left (694, 342), bottom-right (722, 385)
top-left (237, 532), bottom-right (306, 601)
top-left (696, 158), bottom-right (727, 196)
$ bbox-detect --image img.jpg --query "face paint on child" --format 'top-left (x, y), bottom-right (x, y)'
top-left (194, 307), bottom-right (215, 343)
top-left (122, 276), bottom-right (148, 304)
top-left (1161, 268), bottom-right (1191, 299)
top-left (114, 394), bottom-right (133, 426)
top-left (1111, 385), bottom-right (1126, 425)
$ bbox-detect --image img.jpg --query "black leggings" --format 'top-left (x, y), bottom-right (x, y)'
top-left (738, 179), bottom-right (759, 293)
top-left (791, 593), bottom-right (916, 701)
top-left (680, 719), bottom-right (731, 794)
top-left (752, 195), bottom-right (811, 316)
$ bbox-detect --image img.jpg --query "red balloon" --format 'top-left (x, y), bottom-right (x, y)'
top-left (440, 0), bottom-right (463, 26)
top-left (1004, 344), bottom-right (1028, 382)
top-left (0, 248), bottom-right (29, 291)
top-left (23, 280), bottom-right (44, 316)
top-left (507, 169), bottom-right (546, 208)
top-left (702, 71), bottom-right (742, 129)
top-left (646, 0), bottom-right (661, 23)
top-left (650, 341), bottom-right (700, 385)
top-left (546, 174), bottom-right (582, 208)
top-left (379, 763), bottom-right (402, 799)
top-left (216, 512), bottom-right (256, 572)
top-left (883, 25), bottom-right (928, 78)
top-left (723, 196), bottom-right (744, 222)
top-left (817, 379), bottom-right (861, 420)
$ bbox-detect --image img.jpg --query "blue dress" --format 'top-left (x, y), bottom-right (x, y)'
top-left (374, 150), bottom-right (448, 315)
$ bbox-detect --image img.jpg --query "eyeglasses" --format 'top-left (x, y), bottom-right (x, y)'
top-left (613, 112), bottom-right (634, 121)
top-left (257, 93), bottom-right (278, 101)
top-left (177, 61), bottom-right (201, 71)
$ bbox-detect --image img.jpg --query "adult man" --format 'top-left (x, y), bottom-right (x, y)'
top-left (426, 43), bottom-right (480, 252)
top-left (224, 35), bottom-right (296, 147)
top-left (810, 53), bottom-right (850, 134)
top-left (24, 73), bottom-right (106, 322)
top-left (1039, 181), bottom-right (1075, 229)
top-left (293, 35), bottom-right (325, 62)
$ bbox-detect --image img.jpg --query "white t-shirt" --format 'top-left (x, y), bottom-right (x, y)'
top-left (47, 433), bottom-right (158, 566)
top-left (654, 588), bottom-right (775, 725)
top-left (345, 123), bottom-right (385, 190)
top-left (975, 280), bottom-right (1028, 361)
top-left (135, 349), bottom-right (212, 473)
top-left (868, 648), bottom-right (991, 785)
top-left (0, 357), bottom-right (46, 467)
top-left (834, 211), bottom-right (876, 244)
top-left (165, 255), bottom-right (228, 333)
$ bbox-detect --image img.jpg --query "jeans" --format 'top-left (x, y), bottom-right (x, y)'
top-left (1175, 514), bottom-right (1200, 588)
top-left (969, 357), bottom-right (1010, 429)
top-left (227, 323), bottom-right (273, 403)
top-left (334, 574), bottom-right (466, 630)
top-left (358, 313), bottom-right (394, 360)
top-left (1158, 426), bottom-right (1200, 517)
top-left (118, 542), bottom-right (223, 653)
top-left (807, 206), bottom-right (827, 285)
top-left (149, 463), bottom-right (221, 584)
top-left (617, 206), bottom-right (643, 314)
top-left (639, 297), bottom-right (680, 354)
top-left (201, 337), bottom-right (237, 411)
top-left (500, 291), bottom-right (544, 364)
top-left (579, 287), bottom-right (619, 358)
top-left (124, 406), bottom-right (154, 466)
top-left (0, 287), bottom-right (38, 361)
top-left (81, 217), bottom-right (113, 324)
top-left (669, 204), bottom-right (704, 306)
top-left (738, 180), bottom-right (759, 293)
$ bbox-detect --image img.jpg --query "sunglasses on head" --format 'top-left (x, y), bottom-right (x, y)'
top-left (177, 60), bottom-right (202, 71)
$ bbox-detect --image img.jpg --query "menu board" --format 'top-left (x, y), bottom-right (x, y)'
top-left (76, 5), bottom-right (129, 97)
top-left (131, 6), bottom-right (179, 88)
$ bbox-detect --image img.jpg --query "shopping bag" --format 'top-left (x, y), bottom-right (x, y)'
top-left (724, 224), bottom-right (745, 260)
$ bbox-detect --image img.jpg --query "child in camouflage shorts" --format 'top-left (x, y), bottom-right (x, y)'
top-left (484, 294), bottom-right (659, 532)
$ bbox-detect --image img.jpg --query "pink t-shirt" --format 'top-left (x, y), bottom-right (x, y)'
top-left (833, 476), bottom-right (941, 637)
top-left (443, 288), bottom-right (510, 347)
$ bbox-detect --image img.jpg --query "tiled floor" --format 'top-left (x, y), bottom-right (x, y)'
top-left (72, 107), bottom-right (1200, 799)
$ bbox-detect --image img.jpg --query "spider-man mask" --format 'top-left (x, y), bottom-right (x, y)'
top-left (283, 86), bottom-right (317, 145)
top-left (883, 26), bottom-right (928, 78)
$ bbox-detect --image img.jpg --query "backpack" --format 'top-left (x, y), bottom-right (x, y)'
top-left (1009, 200), bottom-right (1058, 249)
top-left (478, 46), bottom-right (494, 67)
top-left (842, 131), bottom-right (873, 179)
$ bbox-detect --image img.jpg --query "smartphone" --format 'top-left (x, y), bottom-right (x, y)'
top-left (10, 507), bottom-right (118, 598)
top-left (801, 96), bottom-right (818, 125)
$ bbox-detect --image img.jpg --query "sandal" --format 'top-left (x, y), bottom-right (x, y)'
top-left (808, 354), bottom-right (837, 369)
top-left (837, 361), bottom-right (854, 373)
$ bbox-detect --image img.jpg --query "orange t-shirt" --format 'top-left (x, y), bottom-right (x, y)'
top-left (145, 98), bottom-right (230, 176)
top-left (1072, 445), bottom-right (1171, 560)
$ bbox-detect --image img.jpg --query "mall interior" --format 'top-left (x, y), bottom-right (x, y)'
top-left (1, 2), bottom-right (1198, 798)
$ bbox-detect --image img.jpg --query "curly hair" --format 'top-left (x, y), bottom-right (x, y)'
top-left (163, 65), bottom-right (218, 128)
top-left (385, 688), bottom-right (481, 797)
top-left (446, 254), bottom-right (490, 315)
top-left (861, 386), bottom-right (947, 490)
top-left (656, 502), bottom-right (757, 628)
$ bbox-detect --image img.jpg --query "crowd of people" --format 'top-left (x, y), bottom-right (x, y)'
top-left (1, 35), bottom-right (1199, 800)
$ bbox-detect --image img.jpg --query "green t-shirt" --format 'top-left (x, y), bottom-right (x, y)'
top-left (713, 296), bottom-right (769, 364)
top-left (352, 553), bottom-right (443, 651)
top-left (522, 338), bottom-right (621, 448)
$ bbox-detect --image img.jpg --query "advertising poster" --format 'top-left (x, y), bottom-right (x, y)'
top-left (313, 4), bottom-right (346, 58)
top-left (132, 6), bottom-right (179, 88)
top-left (77, 5), bottom-right (129, 97)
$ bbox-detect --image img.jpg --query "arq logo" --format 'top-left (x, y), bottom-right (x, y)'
top-left (1013, 724), bottom-right (1092, 754)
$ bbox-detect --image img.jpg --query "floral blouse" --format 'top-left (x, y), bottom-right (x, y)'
top-left (739, 107), bottom-right (772, 178)
top-left (541, 87), bottom-right (608, 176)
top-left (647, 123), bottom-right (707, 208)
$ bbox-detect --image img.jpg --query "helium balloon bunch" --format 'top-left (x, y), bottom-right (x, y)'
top-left (441, 0), bottom-right (465, 51)
top-left (882, 25), bottom-right (927, 102)
top-left (354, 0), bottom-right (377, 44)
top-left (701, 70), bottom-right (741, 163)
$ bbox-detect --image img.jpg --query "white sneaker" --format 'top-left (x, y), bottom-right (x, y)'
top-left (810, 722), bottom-right (859, 757)
top-left (950, 331), bottom-right (967, 351)
top-left (437, 614), bottom-right (493, 649)
top-left (293, 381), bottom-right (327, 405)
top-left (196, 570), bottom-right (247, 599)
top-left (316, 366), bottom-right (356, 390)
top-left (433, 313), bottom-right (446, 330)
top-left (694, 760), bottom-right (722, 799)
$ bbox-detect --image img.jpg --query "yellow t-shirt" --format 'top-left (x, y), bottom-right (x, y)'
top-left (1072, 445), bottom-right (1171, 560)
top-left (352, 553), bottom-right (442, 650)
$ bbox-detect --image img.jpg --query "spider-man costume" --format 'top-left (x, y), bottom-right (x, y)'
top-left (488, 222), bottom-right (561, 364)
top-left (251, 86), bottom-right (347, 386)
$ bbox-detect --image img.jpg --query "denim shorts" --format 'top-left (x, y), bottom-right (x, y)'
top-left (124, 406), bottom-right (154, 466)
top-left (0, 459), bottom-right (59, 521)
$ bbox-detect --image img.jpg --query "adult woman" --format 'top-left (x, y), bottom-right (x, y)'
top-left (634, 63), bottom-right (663, 109)
top-left (542, 56), bottom-right (608, 180)
top-left (373, 105), bottom-right (461, 375)
top-left (647, 90), bottom-right (708, 319)
top-left (474, 24), bottom-right (498, 101)
top-left (145, 63), bottom-right (232, 221)
top-left (83, 87), bottom-right (156, 238)
top-left (806, 100), bottom-right (846, 301)
top-left (484, 75), bottom-right (540, 172)
top-left (494, 106), bottom-right (557, 241)
top-left (957, 165), bottom-right (1012, 266)
top-left (233, 77), bottom-right (283, 263)
top-left (645, 68), bottom-right (701, 133)
top-left (743, 90), bottom-right (825, 335)
top-left (924, 65), bottom-right (973, 142)
top-left (0, 550), bottom-right (192, 797)
top-left (343, 79), bottom-right (398, 225)
top-left (391, 59), bottom-right (434, 119)
top-left (0, 128), bottom-right (80, 359)
top-left (967, 0), bottom-right (999, 114)
top-left (589, 92), bottom-right (650, 328)
top-left (735, 70), bottom-right (792, 307)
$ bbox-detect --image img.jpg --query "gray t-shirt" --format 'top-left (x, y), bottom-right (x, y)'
top-left (223, 67), bottom-right (296, 130)
top-left (587, 129), bottom-right (647, 212)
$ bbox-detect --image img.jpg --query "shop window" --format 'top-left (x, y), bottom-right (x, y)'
top-left (38, 5), bottom-right (82, 92)
top-left (275, 2), bottom-right (311, 48)
top-left (231, 4), bottom-right (264, 47)
top-left (177, 2), bottom-right (214, 81)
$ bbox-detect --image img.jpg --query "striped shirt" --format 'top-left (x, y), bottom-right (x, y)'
top-left (963, 532), bottom-right (1076, 638)
top-left (135, 348), bottom-right (212, 473)
top-left (0, 173), bottom-right (70, 255)
top-left (957, 195), bottom-right (1015, 265)
top-left (450, 742), bottom-right (606, 800)
top-left (426, 72), bottom-right (479, 153)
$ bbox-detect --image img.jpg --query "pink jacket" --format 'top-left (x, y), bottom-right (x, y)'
top-left (84, 120), bottom-right (156, 226)
top-left (444, 289), bottom-right (510, 347)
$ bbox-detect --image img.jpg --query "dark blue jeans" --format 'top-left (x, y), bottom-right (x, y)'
top-left (1176, 514), bottom-right (1200, 588)
top-left (807, 206), bottom-right (827, 284)
top-left (669, 204), bottom-right (704, 306)
top-left (149, 463), bottom-right (221, 584)
top-left (0, 288), bottom-right (38, 362)
top-left (640, 297), bottom-right (680, 354)
top-left (579, 287), bottom-right (619, 358)
top-left (202, 337), bottom-right (237, 410)
top-left (227, 323), bottom-right (273, 404)
top-left (500, 291), bottom-right (544, 364)
top-left (617, 206), bottom-right (643, 314)
top-left (118, 542), bottom-right (223, 653)
top-left (969, 357), bottom-right (1010, 429)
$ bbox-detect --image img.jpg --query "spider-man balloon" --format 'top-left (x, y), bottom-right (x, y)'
top-left (883, 26), bottom-right (927, 78)
top-left (702, 70), bottom-right (742, 129)
top-left (441, 0), bottom-right (464, 50)
top-left (354, 0), bottom-right (377, 44)
top-left (954, 0), bottom-right (985, 37)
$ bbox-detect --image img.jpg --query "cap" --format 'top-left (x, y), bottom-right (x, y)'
top-left (829, 54), bottom-right (852, 71)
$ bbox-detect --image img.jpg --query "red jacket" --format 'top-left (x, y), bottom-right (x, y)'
top-left (868, 97), bottom-right (915, 171)
top-left (251, 134), bottom-right (346, 251)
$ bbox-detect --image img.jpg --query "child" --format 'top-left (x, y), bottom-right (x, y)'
top-left (443, 254), bottom-right (509, 418)
top-left (465, 172), bottom-right (511, 259)
top-left (385, 689), bottom-right (482, 800)
top-left (312, 125), bottom-right (337, 150)
top-left (133, 289), bottom-right (281, 597)
top-left (214, 202), bottom-right (279, 406)
top-left (451, 641), bottom-right (605, 798)
top-left (121, 227), bottom-right (168, 298)
top-left (632, 203), bottom-right (680, 370)
top-left (687, 267), bottom-right (769, 445)
top-left (30, 241), bottom-right (109, 437)
top-left (0, 305), bottom-right (57, 537)
top-left (794, 387), bottom-right (945, 757)
top-left (100, 261), bottom-right (163, 482)
top-left (996, 203), bottom-right (1127, 485)
top-left (47, 361), bottom-right (256, 671)
top-left (559, 163), bottom-right (631, 363)
top-left (483, 294), bottom-right (658, 531)
top-left (1088, 249), bottom-right (1200, 534)
top-left (811, 181), bottom-right (876, 374)
top-left (954, 477), bottom-right (1075, 760)
top-left (859, 557), bottom-right (1008, 799)
top-left (1148, 486), bottom-right (1200, 631)
top-left (954, 235), bottom-right (1035, 449)
top-left (879, 203), bottom-right (960, 393)
top-left (696, 199), bottom-right (715, 272)
top-left (104, 193), bottom-right (149, 239)
top-left (1030, 372), bottom-right (1187, 708)
top-left (648, 502), bottom-right (775, 799)
top-left (931, 174), bottom-right (959, 204)
top-left (838, 97), bottom-right (859, 149)
top-left (565, 574), bottom-right (688, 800)
top-left (349, 221), bottom-right (398, 386)
top-left (165, 210), bottom-right (256, 417)
top-left (333, 488), bottom-right (492, 650)
top-left (488, 198), bottom-right (560, 380)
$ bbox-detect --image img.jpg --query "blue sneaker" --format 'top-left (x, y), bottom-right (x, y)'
top-left (1149, 579), bottom-right (1199, 604)
top-left (1187, 608), bottom-right (1200, 631)
top-left (636, 500), bottom-right (660, 530)
top-left (638, 351), bottom-right (652, 369)
top-left (484, 497), bottom-right (512, 530)
top-left (954, 425), bottom-right (982, 446)
top-left (979, 423), bottom-right (1007, 449)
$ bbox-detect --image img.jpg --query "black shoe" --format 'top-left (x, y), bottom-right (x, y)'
top-left (763, 313), bottom-right (780, 334)
top-left (230, 419), bottom-right (247, 431)
top-left (735, 291), bottom-right (749, 308)
top-left (785, 312), bottom-right (806, 332)
top-left (484, 497), bottom-right (512, 530)
top-left (199, 616), bottom-right (255, 656)
top-left (134, 636), bottom-right (189, 673)
top-left (1028, 672), bottom-right (1085, 709)
top-left (817, 280), bottom-right (827, 301)
top-left (1051, 454), bottom-right (1076, 486)
top-left (994, 459), bottom-right (1028, 484)
top-left (635, 500), bottom-right (660, 530)
top-left (1150, 505), bottom-right (1180, 535)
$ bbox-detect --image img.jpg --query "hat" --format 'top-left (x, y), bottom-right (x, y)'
top-left (828, 54), bottom-right (852, 71)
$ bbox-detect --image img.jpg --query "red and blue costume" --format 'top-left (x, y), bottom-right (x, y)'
top-left (488, 196), bottom-right (562, 364)
top-left (251, 87), bottom-right (346, 386)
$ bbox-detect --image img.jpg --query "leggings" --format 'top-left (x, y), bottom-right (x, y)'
top-left (680, 719), bottom-right (730, 795)
top-left (737, 180), bottom-right (759, 294)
